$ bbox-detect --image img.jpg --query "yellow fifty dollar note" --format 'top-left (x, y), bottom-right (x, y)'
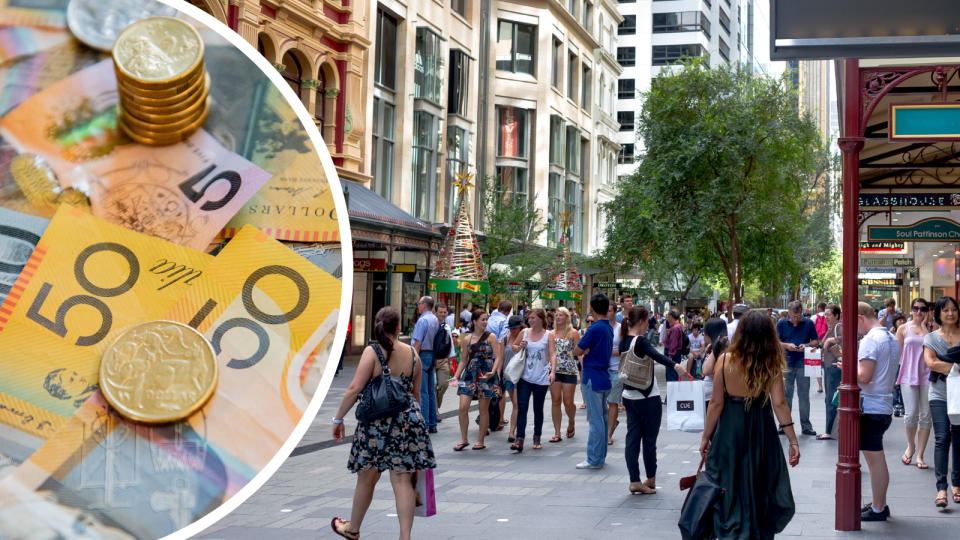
top-left (0, 205), bottom-right (211, 459)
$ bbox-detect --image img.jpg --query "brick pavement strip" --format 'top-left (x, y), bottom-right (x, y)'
top-left (200, 359), bottom-right (960, 540)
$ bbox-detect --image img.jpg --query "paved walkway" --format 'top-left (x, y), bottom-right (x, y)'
top-left (201, 355), bottom-right (959, 539)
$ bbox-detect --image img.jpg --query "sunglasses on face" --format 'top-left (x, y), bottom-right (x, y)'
top-left (912, 306), bottom-right (929, 313)
top-left (586, 320), bottom-right (594, 324)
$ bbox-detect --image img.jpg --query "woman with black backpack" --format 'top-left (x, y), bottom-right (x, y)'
top-left (330, 307), bottom-right (436, 540)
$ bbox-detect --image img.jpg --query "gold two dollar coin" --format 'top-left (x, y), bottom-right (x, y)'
top-left (99, 320), bottom-right (218, 424)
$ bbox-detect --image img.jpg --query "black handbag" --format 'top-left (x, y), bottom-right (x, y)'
top-left (678, 455), bottom-right (725, 540)
top-left (355, 344), bottom-right (411, 422)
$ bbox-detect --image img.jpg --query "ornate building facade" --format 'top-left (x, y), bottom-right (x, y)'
top-left (188, 0), bottom-right (372, 184)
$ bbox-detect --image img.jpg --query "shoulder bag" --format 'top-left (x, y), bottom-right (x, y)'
top-left (504, 329), bottom-right (528, 384)
top-left (678, 455), bottom-right (725, 540)
top-left (355, 344), bottom-right (411, 422)
top-left (829, 323), bottom-right (842, 362)
top-left (618, 336), bottom-right (655, 392)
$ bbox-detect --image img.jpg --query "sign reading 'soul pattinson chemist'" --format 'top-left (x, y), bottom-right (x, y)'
top-left (868, 218), bottom-right (960, 242)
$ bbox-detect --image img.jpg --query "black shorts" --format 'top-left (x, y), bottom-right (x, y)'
top-left (555, 373), bottom-right (578, 385)
top-left (860, 413), bottom-right (893, 452)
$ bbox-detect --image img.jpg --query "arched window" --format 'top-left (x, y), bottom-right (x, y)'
top-left (281, 52), bottom-right (302, 100)
top-left (315, 68), bottom-right (327, 130)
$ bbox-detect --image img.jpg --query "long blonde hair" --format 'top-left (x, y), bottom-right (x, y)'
top-left (555, 306), bottom-right (572, 338)
top-left (726, 310), bottom-right (786, 408)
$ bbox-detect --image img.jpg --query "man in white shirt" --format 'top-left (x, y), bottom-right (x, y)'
top-left (727, 304), bottom-right (748, 339)
top-left (849, 301), bottom-right (899, 522)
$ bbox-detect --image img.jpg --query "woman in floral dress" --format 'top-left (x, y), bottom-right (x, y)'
top-left (452, 307), bottom-right (502, 451)
top-left (331, 307), bottom-right (436, 540)
top-left (550, 307), bottom-right (580, 442)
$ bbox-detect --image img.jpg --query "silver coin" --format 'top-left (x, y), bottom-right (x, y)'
top-left (67, 0), bottom-right (178, 52)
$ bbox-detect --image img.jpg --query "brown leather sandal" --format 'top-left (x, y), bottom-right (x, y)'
top-left (331, 518), bottom-right (359, 540)
top-left (533, 436), bottom-right (542, 449)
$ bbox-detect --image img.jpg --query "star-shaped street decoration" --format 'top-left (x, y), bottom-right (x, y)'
top-left (453, 170), bottom-right (475, 196)
top-left (558, 210), bottom-right (574, 230)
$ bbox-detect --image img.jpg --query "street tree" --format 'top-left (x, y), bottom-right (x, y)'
top-left (605, 56), bottom-right (831, 315)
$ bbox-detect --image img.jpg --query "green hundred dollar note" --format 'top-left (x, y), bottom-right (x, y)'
top-left (0, 225), bottom-right (341, 539)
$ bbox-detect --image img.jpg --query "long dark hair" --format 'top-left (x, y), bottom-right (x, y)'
top-left (703, 318), bottom-right (727, 357)
top-left (469, 307), bottom-right (486, 332)
top-left (727, 310), bottom-right (786, 407)
top-left (374, 306), bottom-right (400, 352)
top-left (621, 305), bottom-right (649, 340)
top-left (934, 296), bottom-right (960, 327)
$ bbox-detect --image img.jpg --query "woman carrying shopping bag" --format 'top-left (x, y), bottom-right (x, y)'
top-left (509, 308), bottom-right (556, 452)
top-left (331, 307), bottom-right (436, 540)
top-left (619, 306), bottom-right (688, 494)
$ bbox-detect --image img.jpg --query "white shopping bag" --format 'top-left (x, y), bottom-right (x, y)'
top-left (667, 378), bottom-right (705, 433)
top-left (947, 364), bottom-right (960, 426)
top-left (804, 347), bottom-right (822, 378)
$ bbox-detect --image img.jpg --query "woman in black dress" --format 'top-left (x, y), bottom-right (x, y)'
top-left (700, 310), bottom-right (800, 540)
top-left (331, 307), bottom-right (436, 540)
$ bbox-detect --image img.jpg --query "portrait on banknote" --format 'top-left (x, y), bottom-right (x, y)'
top-left (0, 1), bottom-right (349, 538)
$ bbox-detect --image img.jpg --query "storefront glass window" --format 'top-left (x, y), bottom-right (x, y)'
top-left (415, 28), bottom-right (445, 106)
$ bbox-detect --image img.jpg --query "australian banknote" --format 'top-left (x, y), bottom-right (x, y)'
top-left (0, 206), bottom-right (212, 471)
top-left (0, 206), bottom-right (47, 304)
top-left (0, 59), bottom-right (273, 251)
top-left (0, 225), bottom-right (341, 539)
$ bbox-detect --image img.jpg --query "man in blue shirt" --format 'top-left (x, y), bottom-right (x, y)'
top-left (615, 293), bottom-right (633, 324)
top-left (412, 296), bottom-right (440, 432)
top-left (573, 292), bottom-right (614, 469)
top-left (486, 300), bottom-right (512, 346)
top-left (776, 301), bottom-right (820, 436)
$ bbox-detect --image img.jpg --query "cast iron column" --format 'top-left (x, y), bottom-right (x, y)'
top-left (836, 58), bottom-right (864, 532)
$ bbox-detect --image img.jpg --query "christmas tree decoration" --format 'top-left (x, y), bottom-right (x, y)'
top-left (540, 211), bottom-right (583, 301)
top-left (428, 170), bottom-right (489, 295)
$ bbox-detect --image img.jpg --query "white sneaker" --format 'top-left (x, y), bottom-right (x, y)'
top-left (576, 461), bottom-right (603, 469)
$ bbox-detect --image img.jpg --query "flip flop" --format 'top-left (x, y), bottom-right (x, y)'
top-left (330, 518), bottom-right (359, 540)
top-left (549, 436), bottom-right (562, 443)
top-left (816, 434), bottom-right (833, 440)
top-left (918, 460), bottom-right (929, 469)
top-left (580, 404), bottom-right (586, 409)
top-left (472, 444), bottom-right (486, 450)
top-left (566, 427), bottom-right (575, 438)
top-left (902, 453), bottom-right (913, 465)
top-left (453, 443), bottom-right (469, 452)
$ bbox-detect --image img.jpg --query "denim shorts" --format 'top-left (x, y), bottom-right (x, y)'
top-left (607, 370), bottom-right (623, 404)
top-left (503, 379), bottom-right (517, 392)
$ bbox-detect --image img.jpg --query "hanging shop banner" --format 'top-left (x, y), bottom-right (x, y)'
top-left (889, 102), bottom-right (960, 142)
top-left (867, 285), bottom-right (901, 292)
top-left (859, 278), bottom-right (903, 286)
top-left (868, 218), bottom-right (960, 242)
top-left (540, 290), bottom-right (583, 301)
top-left (354, 258), bottom-right (387, 272)
top-left (860, 257), bottom-right (914, 267)
top-left (860, 193), bottom-right (960, 208)
top-left (428, 278), bottom-right (489, 294)
top-left (595, 282), bottom-right (619, 289)
top-left (392, 264), bottom-right (417, 273)
top-left (500, 107), bottom-right (520, 157)
top-left (859, 241), bottom-right (905, 252)
top-left (859, 267), bottom-right (902, 274)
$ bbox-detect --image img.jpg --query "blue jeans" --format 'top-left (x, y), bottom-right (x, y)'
top-left (582, 379), bottom-right (610, 466)
top-left (419, 351), bottom-right (437, 429)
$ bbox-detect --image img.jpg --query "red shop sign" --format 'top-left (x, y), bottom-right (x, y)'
top-left (354, 258), bottom-right (387, 272)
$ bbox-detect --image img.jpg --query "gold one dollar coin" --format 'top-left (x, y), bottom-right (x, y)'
top-left (99, 320), bottom-right (217, 424)
top-left (112, 17), bottom-right (204, 88)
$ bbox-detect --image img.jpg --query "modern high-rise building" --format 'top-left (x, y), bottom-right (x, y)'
top-left (614, 0), bottom-right (773, 181)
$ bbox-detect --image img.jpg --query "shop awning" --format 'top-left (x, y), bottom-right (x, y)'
top-left (343, 180), bottom-right (442, 251)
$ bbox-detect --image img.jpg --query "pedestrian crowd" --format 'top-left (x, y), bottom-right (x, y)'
top-left (327, 287), bottom-right (955, 538)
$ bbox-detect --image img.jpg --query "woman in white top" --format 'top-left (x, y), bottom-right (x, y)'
top-left (509, 307), bottom-right (556, 452)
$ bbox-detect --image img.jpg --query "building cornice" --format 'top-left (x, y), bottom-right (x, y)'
top-left (549, 0), bottom-right (600, 51)
top-left (599, 0), bottom-right (625, 24)
top-left (600, 49), bottom-right (624, 76)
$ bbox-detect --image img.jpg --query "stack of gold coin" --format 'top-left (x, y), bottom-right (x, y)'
top-left (112, 17), bottom-right (209, 146)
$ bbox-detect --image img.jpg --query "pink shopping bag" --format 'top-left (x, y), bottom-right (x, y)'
top-left (413, 469), bottom-right (437, 517)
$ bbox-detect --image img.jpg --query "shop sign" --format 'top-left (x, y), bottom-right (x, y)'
top-left (859, 272), bottom-right (898, 279)
top-left (868, 285), bottom-right (901, 292)
top-left (354, 258), bottom-right (386, 272)
top-left (392, 264), bottom-right (417, 273)
top-left (860, 258), bottom-right (913, 267)
top-left (907, 268), bottom-right (919, 279)
top-left (525, 281), bottom-right (542, 290)
top-left (507, 282), bottom-right (521, 292)
top-left (860, 193), bottom-right (960, 208)
top-left (859, 278), bottom-right (902, 286)
top-left (595, 282), bottom-right (619, 288)
top-left (889, 102), bottom-right (960, 142)
top-left (859, 267), bottom-right (902, 274)
top-left (859, 241), bottom-right (905, 252)
top-left (868, 218), bottom-right (960, 242)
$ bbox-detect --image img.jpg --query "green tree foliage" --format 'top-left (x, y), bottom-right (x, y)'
top-left (808, 248), bottom-right (842, 305)
top-left (604, 57), bottom-right (832, 314)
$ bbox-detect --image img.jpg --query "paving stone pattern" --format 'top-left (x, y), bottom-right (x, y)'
top-left (202, 354), bottom-right (959, 539)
